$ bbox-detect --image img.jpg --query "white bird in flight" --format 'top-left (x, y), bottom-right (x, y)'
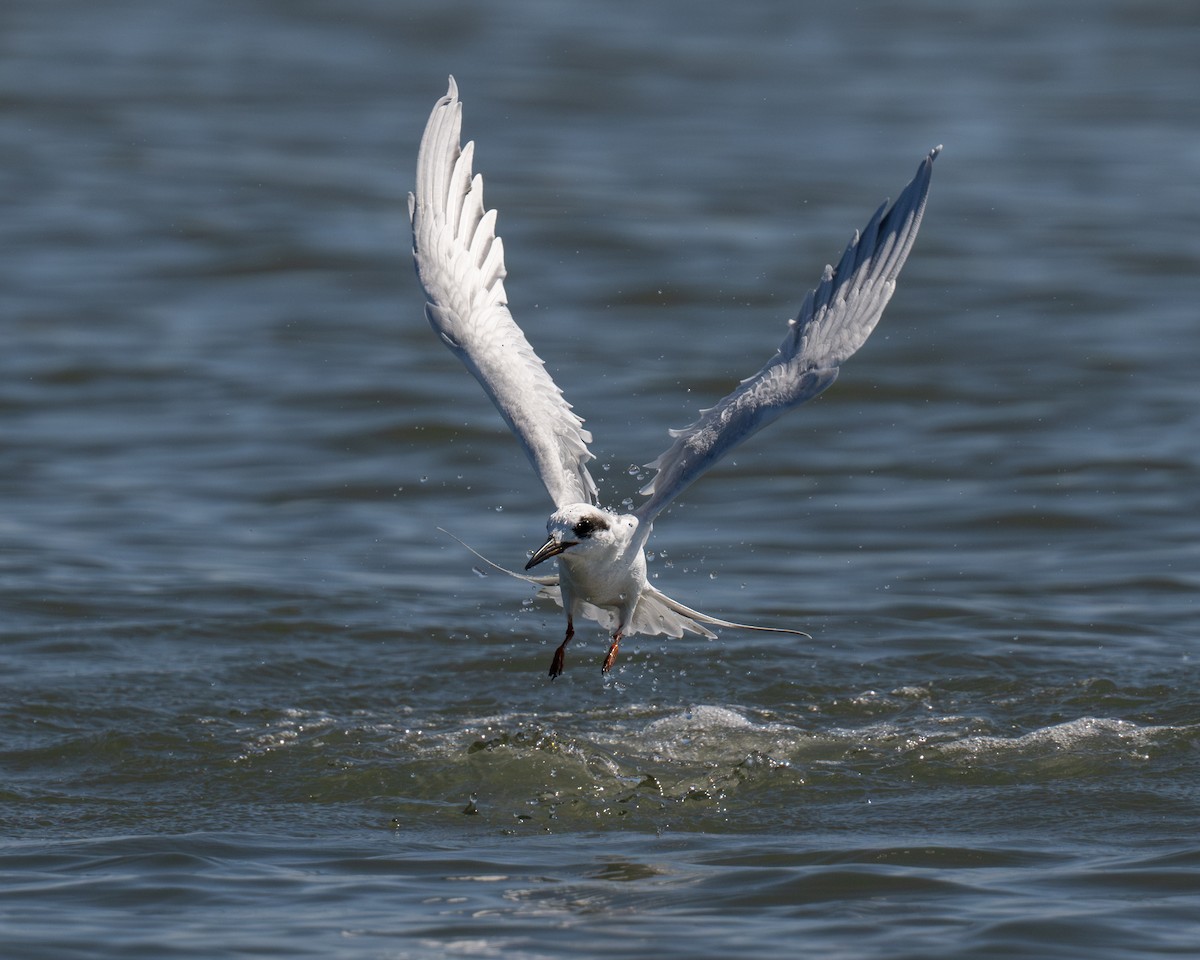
top-left (409, 77), bottom-right (939, 678)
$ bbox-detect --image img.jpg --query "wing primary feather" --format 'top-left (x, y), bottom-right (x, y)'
top-left (410, 78), bottom-right (598, 508)
top-left (635, 146), bottom-right (940, 528)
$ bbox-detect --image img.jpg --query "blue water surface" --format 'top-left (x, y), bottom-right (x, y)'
top-left (1, 1), bottom-right (1198, 957)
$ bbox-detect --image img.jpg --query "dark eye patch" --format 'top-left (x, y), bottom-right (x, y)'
top-left (572, 516), bottom-right (608, 538)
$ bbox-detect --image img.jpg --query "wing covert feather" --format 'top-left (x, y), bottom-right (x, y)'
top-left (636, 146), bottom-right (940, 525)
top-left (409, 78), bottom-right (598, 508)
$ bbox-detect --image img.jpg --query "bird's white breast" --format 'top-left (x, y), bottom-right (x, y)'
top-left (557, 543), bottom-right (646, 611)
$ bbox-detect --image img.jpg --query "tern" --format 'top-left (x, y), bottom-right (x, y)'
top-left (409, 77), bottom-right (938, 678)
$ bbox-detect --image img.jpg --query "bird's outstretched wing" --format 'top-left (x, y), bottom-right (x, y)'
top-left (635, 145), bottom-right (940, 528)
top-left (409, 77), bottom-right (598, 508)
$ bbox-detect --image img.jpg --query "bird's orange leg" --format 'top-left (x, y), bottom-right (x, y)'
top-left (601, 632), bottom-right (623, 674)
top-left (548, 617), bottom-right (574, 679)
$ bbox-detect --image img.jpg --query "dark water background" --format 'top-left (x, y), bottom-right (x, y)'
top-left (2, 1), bottom-right (1199, 957)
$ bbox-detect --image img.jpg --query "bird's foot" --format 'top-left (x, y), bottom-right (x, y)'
top-left (548, 622), bottom-right (574, 680)
top-left (601, 639), bottom-right (621, 674)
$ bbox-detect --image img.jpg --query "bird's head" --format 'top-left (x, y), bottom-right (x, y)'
top-left (524, 504), bottom-right (635, 570)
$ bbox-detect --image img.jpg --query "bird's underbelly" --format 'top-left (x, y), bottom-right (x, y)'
top-left (558, 562), bottom-right (640, 612)
top-left (573, 580), bottom-right (634, 610)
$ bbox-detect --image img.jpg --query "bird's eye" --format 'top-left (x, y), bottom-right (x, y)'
top-left (572, 518), bottom-right (595, 538)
